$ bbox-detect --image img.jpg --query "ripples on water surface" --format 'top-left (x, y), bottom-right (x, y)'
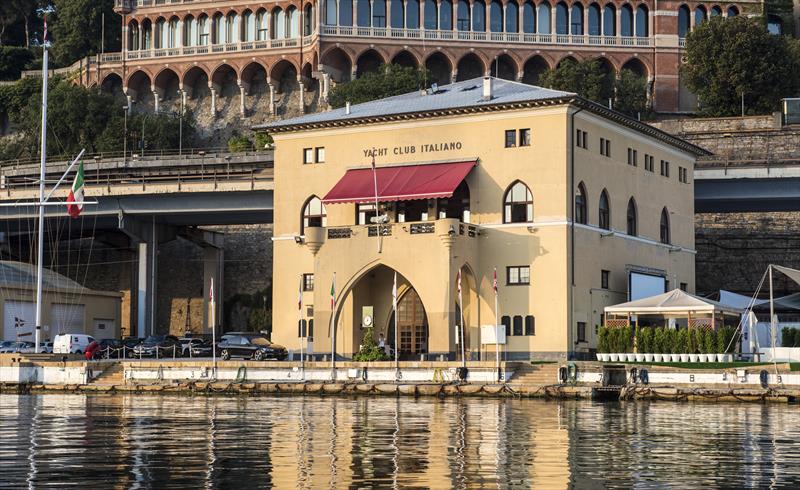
top-left (2, 394), bottom-right (800, 488)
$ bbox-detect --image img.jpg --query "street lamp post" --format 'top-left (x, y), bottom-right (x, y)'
top-left (122, 105), bottom-right (128, 166)
top-left (178, 90), bottom-right (184, 156)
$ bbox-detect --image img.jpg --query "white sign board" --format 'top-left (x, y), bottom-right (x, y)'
top-left (629, 272), bottom-right (666, 301)
top-left (481, 325), bottom-right (506, 345)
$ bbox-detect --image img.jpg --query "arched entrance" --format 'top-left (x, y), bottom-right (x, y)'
top-left (389, 288), bottom-right (429, 358)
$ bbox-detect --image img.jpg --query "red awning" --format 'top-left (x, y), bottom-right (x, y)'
top-left (322, 161), bottom-right (476, 204)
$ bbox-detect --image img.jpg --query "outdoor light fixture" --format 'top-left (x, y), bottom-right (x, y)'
top-left (600, 230), bottom-right (615, 238)
top-left (294, 236), bottom-right (304, 244)
top-left (526, 226), bottom-right (537, 233)
top-left (448, 225), bottom-right (456, 236)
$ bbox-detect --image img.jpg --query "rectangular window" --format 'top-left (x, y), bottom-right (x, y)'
top-left (576, 128), bottom-right (582, 148)
top-left (298, 319), bottom-right (307, 337)
top-left (605, 139), bottom-right (611, 157)
top-left (519, 128), bottom-right (531, 146)
top-left (356, 203), bottom-right (378, 225)
top-left (627, 148), bottom-right (637, 166)
top-left (502, 315), bottom-right (511, 337)
top-left (302, 273), bottom-right (314, 292)
top-left (512, 315), bottom-right (523, 336)
top-left (582, 131), bottom-right (588, 149)
top-left (644, 154), bottom-right (654, 172)
top-left (303, 148), bottom-right (313, 164)
top-left (678, 166), bottom-right (689, 183)
top-left (600, 137), bottom-right (606, 156)
top-left (601, 270), bottom-right (610, 289)
top-left (525, 315), bottom-right (535, 335)
top-left (660, 160), bottom-right (670, 177)
top-left (577, 322), bottom-right (586, 343)
top-left (315, 147), bottom-right (326, 163)
top-left (507, 266), bottom-right (530, 285)
top-left (505, 130), bottom-right (516, 148)
top-left (680, 282), bottom-right (688, 292)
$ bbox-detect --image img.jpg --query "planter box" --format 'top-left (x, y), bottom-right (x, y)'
top-left (635, 354), bottom-right (645, 362)
top-left (716, 353), bottom-right (725, 362)
top-left (601, 353), bottom-right (611, 362)
top-left (670, 354), bottom-right (681, 362)
top-left (609, 353), bottom-right (619, 362)
top-left (680, 354), bottom-right (690, 362)
top-left (644, 353), bottom-right (654, 362)
top-left (688, 354), bottom-right (698, 362)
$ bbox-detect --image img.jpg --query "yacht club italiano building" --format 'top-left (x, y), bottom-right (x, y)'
top-left (261, 77), bottom-right (707, 360)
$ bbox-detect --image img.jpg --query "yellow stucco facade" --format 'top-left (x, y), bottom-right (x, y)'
top-left (268, 91), bottom-right (700, 360)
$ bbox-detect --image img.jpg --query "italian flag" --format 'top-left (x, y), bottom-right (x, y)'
top-left (66, 161), bottom-right (85, 219)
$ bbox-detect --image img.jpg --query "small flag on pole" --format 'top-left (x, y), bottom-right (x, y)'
top-left (298, 276), bottom-right (303, 311)
top-left (493, 267), bottom-right (498, 294)
top-left (330, 275), bottom-right (336, 309)
top-left (392, 272), bottom-right (398, 311)
top-left (209, 276), bottom-right (214, 303)
top-left (457, 269), bottom-right (462, 294)
top-left (43, 15), bottom-right (48, 44)
top-left (66, 161), bottom-right (85, 219)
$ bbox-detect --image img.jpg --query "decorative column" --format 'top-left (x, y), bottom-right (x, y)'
top-left (387, 0), bottom-right (392, 28)
top-left (485, 0), bottom-right (490, 33)
top-left (239, 80), bottom-right (246, 115)
top-left (584, 4), bottom-right (589, 37)
top-left (616, 6), bottom-right (621, 40)
top-left (421, 0), bottom-right (426, 30)
top-left (298, 78), bottom-right (306, 112)
top-left (268, 82), bottom-right (275, 114)
top-left (152, 87), bottom-right (159, 112)
top-left (138, 24), bottom-right (143, 50)
top-left (122, 23), bottom-right (129, 53)
top-left (209, 84), bottom-right (217, 116)
top-left (518, 2), bottom-right (523, 34)
top-left (550, 3), bottom-right (556, 36)
top-left (452, 0), bottom-right (457, 34)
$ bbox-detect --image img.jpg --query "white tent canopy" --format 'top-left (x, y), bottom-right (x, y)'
top-left (605, 289), bottom-right (744, 316)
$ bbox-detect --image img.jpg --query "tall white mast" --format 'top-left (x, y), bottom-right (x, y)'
top-left (34, 21), bottom-right (50, 354)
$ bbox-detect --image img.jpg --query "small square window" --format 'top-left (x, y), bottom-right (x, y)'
top-left (519, 128), bottom-right (531, 146)
top-left (501, 315), bottom-right (511, 337)
top-left (525, 315), bottom-right (535, 335)
top-left (601, 270), bottom-right (610, 289)
top-left (577, 322), bottom-right (586, 343)
top-left (507, 266), bottom-right (530, 285)
top-left (315, 147), bottom-right (325, 163)
top-left (302, 273), bottom-right (314, 291)
top-left (303, 148), bottom-right (313, 164)
top-left (512, 315), bottom-right (523, 336)
top-left (504, 130), bottom-right (516, 148)
top-left (582, 131), bottom-right (588, 149)
top-left (605, 139), bottom-right (611, 157)
top-left (680, 282), bottom-right (688, 292)
top-left (600, 137), bottom-right (606, 156)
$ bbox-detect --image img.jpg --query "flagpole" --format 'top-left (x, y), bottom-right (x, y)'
top-left (299, 274), bottom-right (305, 381)
top-left (211, 277), bottom-right (216, 377)
top-left (458, 270), bottom-right (466, 369)
top-left (494, 268), bottom-right (501, 383)
top-left (371, 155), bottom-right (382, 254)
top-left (330, 272), bottom-right (337, 381)
top-left (393, 272), bottom-right (399, 379)
top-left (33, 19), bottom-right (50, 354)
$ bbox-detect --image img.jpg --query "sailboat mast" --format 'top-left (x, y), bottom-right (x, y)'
top-left (34, 33), bottom-right (49, 354)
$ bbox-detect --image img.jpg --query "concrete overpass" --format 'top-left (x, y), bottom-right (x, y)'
top-left (695, 158), bottom-right (800, 212)
top-left (0, 149), bottom-right (274, 339)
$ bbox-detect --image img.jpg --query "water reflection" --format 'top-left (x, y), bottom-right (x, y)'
top-left (2, 394), bottom-right (800, 488)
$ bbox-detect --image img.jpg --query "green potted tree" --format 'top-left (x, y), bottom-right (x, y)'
top-left (608, 328), bottom-right (619, 362)
top-left (652, 328), bottom-right (664, 362)
top-left (700, 329), bottom-right (715, 362)
top-left (623, 327), bottom-right (635, 362)
top-left (667, 329), bottom-right (680, 362)
top-left (687, 329), bottom-right (699, 362)
top-left (597, 327), bottom-right (610, 362)
top-left (677, 329), bottom-right (689, 362)
top-left (640, 328), bottom-right (654, 363)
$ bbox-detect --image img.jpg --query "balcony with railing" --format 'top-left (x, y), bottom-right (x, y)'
top-left (322, 25), bottom-right (652, 48)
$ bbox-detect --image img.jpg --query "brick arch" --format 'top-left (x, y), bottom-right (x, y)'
top-left (521, 55), bottom-right (550, 85)
top-left (424, 51), bottom-right (454, 86)
top-left (183, 65), bottom-right (211, 99)
top-left (620, 56), bottom-right (650, 78)
top-left (320, 46), bottom-right (354, 82)
top-left (390, 49), bottom-right (420, 68)
top-left (489, 53), bottom-right (519, 80)
top-left (556, 54), bottom-right (580, 68)
top-left (455, 52), bottom-right (486, 81)
top-left (211, 63), bottom-right (239, 95)
top-left (153, 67), bottom-right (181, 101)
top-left (270, 59), bottom-right (300, 92)
top-left (594, 56), bottom-right (618, 74)
top-left (355, 48), bottom-right (387, 78)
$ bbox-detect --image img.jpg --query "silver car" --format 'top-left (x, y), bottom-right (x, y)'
top-left (0, 341), bottom-right (35, 353)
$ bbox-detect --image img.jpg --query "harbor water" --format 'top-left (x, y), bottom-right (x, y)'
top-left (2, 394), bottom-right (800, 488)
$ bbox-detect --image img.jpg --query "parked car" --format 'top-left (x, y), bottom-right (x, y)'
top-left (0, 341), bottom-right (35, 353)
top-left (218, 333), bottom-right (288, 361)
top-left (132, 335), bottom-right (182, 358)
top-left (97, 339), bottom-right (123, 358)
top-left (179, 337), bottom-right (207, 356)
top-left (189, 339), bottom-right (214, 358)
top-left (53, 334), bottom-right (96, 354)
top-left (0, 340), bottom-right (15, 351)
top-left (40, 341), bottom-right (54, 354)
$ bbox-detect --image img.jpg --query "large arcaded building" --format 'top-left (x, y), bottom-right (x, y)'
top-left (261, 77), bottom-right (706, 361)
top-left (101, 0), bottom-right (761, 116)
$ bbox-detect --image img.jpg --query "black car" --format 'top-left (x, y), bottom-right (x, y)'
top-left (189, 339), bottom-right (215, 358)
top-left (132, 335), bottom-right (182, 358)
top-left (97, 339), bottom-right (123, 359)
top-left (218, 333), bottom-right (287, 361)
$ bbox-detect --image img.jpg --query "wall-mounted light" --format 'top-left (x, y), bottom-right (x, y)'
top-left (526, 226), bottom-right (537, 233)
top-left (294, 236), bottom-right (304, 244)
top-left (448, 225), bottom-right (456, 236)
top-left (600, 230), bottom-right (615, 238)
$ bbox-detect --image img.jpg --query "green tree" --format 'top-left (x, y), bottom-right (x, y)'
top-left (539, 58), bottom-right (613, 104)
top-left (353, 327), bottom-right (390, 361)
top-left (51, 0), bottom-right (121, 66)
top-left (0, 1), bottom-right (39, 48)
top-left (0, 46), bottom-right (36, 80)
top-left (683, 16), bottom-right (800, 117)
top-left (597, 326), bottom-right (609, 353)
top-left (328, 64), bottom-right (430, 109)
top-left (614, 69), bottom-right (648, 118)
top-left (676, 329), bottom-right (689, 353)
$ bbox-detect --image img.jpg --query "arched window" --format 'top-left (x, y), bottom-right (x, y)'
top-left (555, 3), bottom-right (568, 35)
top-left (620, 4), bottom-right (633, 37)
top-left (473, 0), bottom-right (486, 31)
top-left (155, 18), bottom-right (166, 48)
top-left (678, 5), bottom-right (690, 37)
top-left (326, 0), bottom-right (338, 25)
top-left (626, 198), bottom-right (637, 236)
top-left (694, 6), bottom-right (707, 27)
top-left (440, 0), bottom-right (453, 29)
top-left (506, 1), bottom-right (519, 32)
top-left (391, 0), bottom-right (405, 28)
top-left (242, 11), bottom-right (255, 41)
top-left (504, 181), bottom-right (533, 223)
top-left (287, 7), bottom-right (299, 37)
top-left (588, 3), bottom-right (600, 36)
top-left (198, 14), bottom-right (210, 45)
top-left (490, 0), bottom-right (503, 33)
top-left (272, 9), bottom-right (285, 39)
top-left (373, 0), bottom-right (387, 27)
top-left (304, 4), bottom-right (314, 35)
top-left (522, 1), bottom-right (535, 33)
top-left (183, 16), bottom-right (195, 47)
top-left (357, 0), bottom-right (371, 27)
top-left (457, 0), bottom-right (470, 30)
top-left (571, 4), bottom-right (583, 35)
top-left (710, 5), bottom-right (722, 16)
top-left (603, 4), bottom-right (616, 36)
top-left (225, 12), bottom-right (238, 43)
top-left (425, 0), bottom-right (438, 29)
top-left (727, 6), bottom-right (739, 17)
top-left (635, 5), bottom-right (648, 37)
top-left (598, 189), bottom-right (610, 230)
top-left (575, 183), bottom-right (587, 225)
top-left (302, 197), bottom-right (327, 232)
top-left (538, 3), bottom-right (551, 34)
top-left (407, 0), bottom-right (420, 28)
top-left (660, 208), bottom-right (670, 244)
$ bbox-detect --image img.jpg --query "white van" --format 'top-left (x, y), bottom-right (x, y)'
top-left (53, 334), bottom-right (95, 354)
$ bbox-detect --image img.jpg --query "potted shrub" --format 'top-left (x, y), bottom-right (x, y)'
top-left (652, 328), bottom-right (664, 362)
top-left (688, 328), bottom-right (698, 360)
top-left (677, 329), bottom-right (690, 362)
top-left (687, 329), bottom-right (699, 362)
top-left (608, 328), bottom-right (619, 362)
top-left (597, 327), bottom-right (610, 362)
top-left (703, 329), bottom-right (717, 362)
top-left (640, 328), bottom-right (654, 363)
top-left (666, 329), bottom-right (679, 362)
top-left (722, 326), bottom-right (736, 362)
top-left (624, 327), bottom-right (636, 362)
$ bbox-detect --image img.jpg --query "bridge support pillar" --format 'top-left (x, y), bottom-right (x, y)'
top-left (136, 224), bottom-right (158, 339)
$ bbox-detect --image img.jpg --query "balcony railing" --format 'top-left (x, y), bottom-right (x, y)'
top-left (325, 221), bottom-right (476, 241)
top-left (120, 37), bottom-right (312, 61)
top-left (321, 25), bottom-right (652, 47)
